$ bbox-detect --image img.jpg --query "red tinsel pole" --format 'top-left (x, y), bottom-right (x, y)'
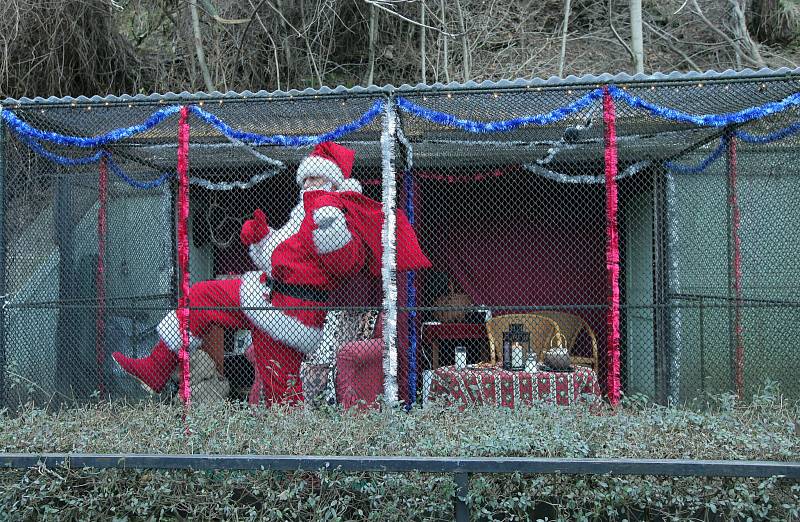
top-left (96, 154), bottom-right (108, 396)
top-left (727, 133), bottom-right (745, 400)
top-left (603, 86), bottom-right (621, 407)
top-left (177, 106), bottom-right (192, 409)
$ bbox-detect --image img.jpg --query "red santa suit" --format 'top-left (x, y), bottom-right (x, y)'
top-left (112, 142), bottom-right (430, 405)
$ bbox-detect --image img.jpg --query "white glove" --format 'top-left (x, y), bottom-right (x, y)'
top-left (312, 206), bottom-right (352, 254)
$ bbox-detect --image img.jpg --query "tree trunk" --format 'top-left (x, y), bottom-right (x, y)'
top-left (629, 0), bottom-right (644, 74)
top-left (366, 3), bottom-right (377, 85)
top-left (440, 0), bottom-right (450, 83)
top-left (455, 0), bottom-right (470, 82)
top-left (559, 0), bottom-right (572, 78)
top-left (420, 0), bottom-right (427, 83)
top-left (189, 0), bottom-right (215, 92)
top-left (729, 0), bottom-right (766, 68)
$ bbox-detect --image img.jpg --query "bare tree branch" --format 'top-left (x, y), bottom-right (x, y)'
top-left (643, 20), bottom-right (702, 72)
top-left (609, 0), bottom-right (636, 65)
top-left (363, 0), bottom-right (461, 38)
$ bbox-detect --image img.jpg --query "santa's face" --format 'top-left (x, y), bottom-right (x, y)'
top-left (302, 176), bottom-right (335, 192)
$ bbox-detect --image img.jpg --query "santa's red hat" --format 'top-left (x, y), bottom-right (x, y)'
top-left (296, 141), bottom-right (361, 193)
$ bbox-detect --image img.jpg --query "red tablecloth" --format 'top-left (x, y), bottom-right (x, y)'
top-left (428, 365), bottom-right (602, 408)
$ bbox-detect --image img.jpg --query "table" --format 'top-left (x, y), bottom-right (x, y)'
top-left (428, 365), bottom-right (602, 408)
top-left (422, 322), bottom-right (488, 370)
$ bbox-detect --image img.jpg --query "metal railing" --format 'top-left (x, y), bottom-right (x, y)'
top-left (2, 453), bottom-right (798, 521)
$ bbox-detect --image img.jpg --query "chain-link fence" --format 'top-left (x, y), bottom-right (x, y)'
top-left (1, 72), bottom-right (799, 413)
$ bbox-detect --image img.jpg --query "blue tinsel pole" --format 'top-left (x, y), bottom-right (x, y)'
top-left (404, 166), bottom-right (418, 409)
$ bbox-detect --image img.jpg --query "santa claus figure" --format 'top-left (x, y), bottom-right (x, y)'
top-left (112, 141), bottom-right (430, 405)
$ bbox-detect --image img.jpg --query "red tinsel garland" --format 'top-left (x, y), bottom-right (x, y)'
top-left (177, 106), bottom-right (192, 409)
top-left (728, 134), bottom-right (745, 400)
top-left (603, 87), bottom-right (621, 407)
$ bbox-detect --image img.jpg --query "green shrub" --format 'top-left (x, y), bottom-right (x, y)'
top-left (0, 385), bottom-right (798, 521)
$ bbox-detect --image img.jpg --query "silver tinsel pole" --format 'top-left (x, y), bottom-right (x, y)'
top-left (381, 98), bottom-right (399, 404)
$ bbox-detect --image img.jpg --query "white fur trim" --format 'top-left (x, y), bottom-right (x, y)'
top-left (312, 206), bottom-right (352, 254)
top-left (296, 156), bottom-right (345, 189)
top-left (248, 203), bottom-right (304, 276)
top-left (239, 271), bottom-right (324, 354)
top-left (157, 310), bottom-right (202, 352)
top-left (338, 178), bottom-right (362, 193)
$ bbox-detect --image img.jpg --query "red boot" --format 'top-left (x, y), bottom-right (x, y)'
top-left (112, 340), bottom-right (179, 393)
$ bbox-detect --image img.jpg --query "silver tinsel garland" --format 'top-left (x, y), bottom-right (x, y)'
top-left (380, 98), bottom-right (399, 404)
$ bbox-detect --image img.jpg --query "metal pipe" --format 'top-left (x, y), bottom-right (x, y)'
top-left (1, 454), bottom-right (797, 478)
top-left (54, 170), bottom-right (75, 397)
top-left (454, 472), bottom-right (470, 522)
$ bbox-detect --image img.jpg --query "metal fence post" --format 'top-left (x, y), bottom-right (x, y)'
top-left (454, 472), bottom-right (470, 522)
top-left (0, 122), bottom-right (6, 408)
top-left (55, 169), bottom-right (75, 397)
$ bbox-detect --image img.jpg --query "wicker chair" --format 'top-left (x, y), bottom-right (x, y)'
top-left (534, 311), bottom-right (599, 371)
top-left (485, 314), bottom-right (563, 367)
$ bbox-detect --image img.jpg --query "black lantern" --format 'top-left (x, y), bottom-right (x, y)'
top-left (502, 323), bottom-right (531, 371)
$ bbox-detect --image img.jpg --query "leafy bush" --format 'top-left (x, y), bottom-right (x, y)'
top-left (0, 385), bottom-right (798, 521)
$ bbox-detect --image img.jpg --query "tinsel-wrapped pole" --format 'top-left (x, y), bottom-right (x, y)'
top-left (727, 132), bottom-right (745, 400)
top-left (176, 106), bottom-right (192, 409)
top-left (381, 98), bottom-right (399, 404)
top-left (603, 86), bottom-right (621, 406)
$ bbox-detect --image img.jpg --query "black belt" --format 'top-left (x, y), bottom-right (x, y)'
top-left (262, 275), bottom-right (330, 303)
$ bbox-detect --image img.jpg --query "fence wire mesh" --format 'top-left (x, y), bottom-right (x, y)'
top-left (1, 76), bottom-right (799, 415)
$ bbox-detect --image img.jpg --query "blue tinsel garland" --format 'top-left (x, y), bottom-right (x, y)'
top-left (4, 85), bottom-right (800, 183)
top-left (664, 136), bottom-right (729, 174)
top-left (189, 99), bottom-right (384, 147)
top-left (20, 136), bottom-right (105, 166)
top-left (1, 105), bottom-right (182, 148)
top-left (607, 85), bottom-right (800, 127)
top-left (105, 155), bottom-right (175, 189)
top-left (395, 89), bottom-right (604, 132)
top-left (404, 169), bottom-right (417, 409)
top-left (735, 121), bottom-right (800, 143)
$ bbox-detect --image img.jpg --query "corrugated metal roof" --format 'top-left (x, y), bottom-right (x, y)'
top-left (3, 67), bottom-right (799, 106)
